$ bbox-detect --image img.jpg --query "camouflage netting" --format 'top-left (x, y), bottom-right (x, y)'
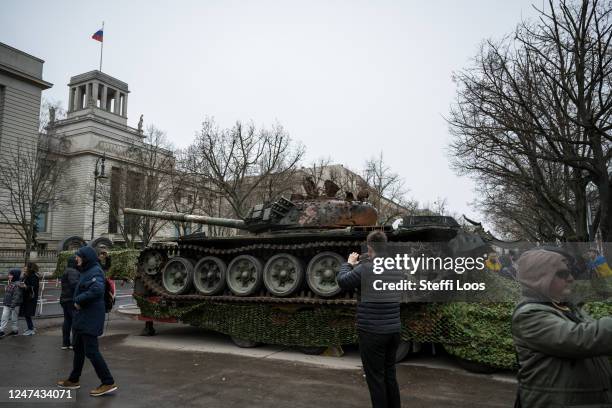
top-left (135, 295), bottom-right (517, 368)
top-left (136, 296), bottom-right (359, 347)
top-left (136, 274), bottom-right (612, 370)
top-left (54, 249), bottom-right (139, 280)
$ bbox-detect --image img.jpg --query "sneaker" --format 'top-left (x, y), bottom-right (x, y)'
top-left (68, 345), bottom-right (73, 350)
top-left (90, 384), bottom-right (117, 397)
top-left (61, 345), bottom-right (69, 350)
top-left (57, 379), bottom-right (80, 389)
top-left (8, 331), bottom-right (18, 336)
top-left (22, 329), bottom-right (34, 336)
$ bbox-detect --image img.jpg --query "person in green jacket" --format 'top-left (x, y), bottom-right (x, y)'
top-left (512, 248), bottom-right (612, 407)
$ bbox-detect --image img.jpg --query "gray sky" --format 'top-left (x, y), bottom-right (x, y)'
top-left (1, 0), bottom-right (540, 223)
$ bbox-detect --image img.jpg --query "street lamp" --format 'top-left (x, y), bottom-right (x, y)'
top-left (91, 154), bottom-right (107, 240)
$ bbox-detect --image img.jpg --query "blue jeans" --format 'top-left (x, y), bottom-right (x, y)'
top-left (69, 333), bottom-right (114, 385)
top-left (61, 303), bottom-right (75, 346)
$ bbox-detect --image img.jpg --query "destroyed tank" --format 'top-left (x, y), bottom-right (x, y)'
top-left (125, 187), bottom-right (470, 302)
top-left (125, 181), bottom-right (500, 366)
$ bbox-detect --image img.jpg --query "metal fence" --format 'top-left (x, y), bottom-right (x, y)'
top-left (0, 277), bottom-right (134, 318)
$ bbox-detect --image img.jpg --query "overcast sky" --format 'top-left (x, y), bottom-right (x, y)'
top-left (1, 0), bottom-right (541, 224)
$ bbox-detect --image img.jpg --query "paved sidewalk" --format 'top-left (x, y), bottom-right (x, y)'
top-left (0, 315), bottom-right (516, 408)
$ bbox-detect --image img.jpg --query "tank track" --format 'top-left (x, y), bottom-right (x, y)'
top-left (137, 240), bottom-right (362, 305)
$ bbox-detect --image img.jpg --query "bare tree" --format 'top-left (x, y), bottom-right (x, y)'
top-left (363, 152), bottom-right (415, 224)
top-left (167, 145), bottom-right (235, 237)
top-left (190, 118), bottom-right (305, 219)
top-left (0, 103), bottom-right (70, 261)
top-left (98, 125), bottom-right (175, 247)
top-left (421, 197), bottom-right (449, 216)
top-left (449, 0), bottom-right (612, 244)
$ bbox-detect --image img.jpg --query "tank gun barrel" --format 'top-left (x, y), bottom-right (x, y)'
top-left (123, 208), bottom-right (247, 229)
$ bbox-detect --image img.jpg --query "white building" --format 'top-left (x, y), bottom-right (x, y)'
top-left (41, 70), bottom-right (178, 250)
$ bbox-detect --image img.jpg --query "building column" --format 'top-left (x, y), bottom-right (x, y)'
top-left (123, 93), bottom-right (128, 117)
top-left (101, 85), bottom-right (107, 111)
top-left (83, 84), bottom-right (89, 108)
top-left (75, 87), bottom-right (82, 110)
top-left (68, 87), bottom-right (75, 112)
top-left (92, 82), bottom-right (99, 108)
top-left (113, 91), bottom-right (120, 114)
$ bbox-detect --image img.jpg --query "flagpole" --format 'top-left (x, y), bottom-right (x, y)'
top-left (99, 21), bottom-right (104, 71)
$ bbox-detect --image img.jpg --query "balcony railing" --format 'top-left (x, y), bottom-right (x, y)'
top-left (0, 248), bottom-right (59, 261)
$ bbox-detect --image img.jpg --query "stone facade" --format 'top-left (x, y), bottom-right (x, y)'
top-left (0, 42), bottom-right (52, 250)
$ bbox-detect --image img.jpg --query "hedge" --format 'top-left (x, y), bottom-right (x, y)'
top-left (54, 249), bottom-right (139, 280)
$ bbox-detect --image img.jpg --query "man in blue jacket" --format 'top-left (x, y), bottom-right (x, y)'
top-left (337, 231), bottom-right (401, 408)
top-left (57, 246), bottom-right (117, 397)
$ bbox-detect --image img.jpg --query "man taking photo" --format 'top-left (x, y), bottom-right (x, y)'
top-left (337, 230), bottom-right (401, 408)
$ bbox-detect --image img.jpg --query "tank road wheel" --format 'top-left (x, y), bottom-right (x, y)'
top-left (306, 251), bottom-right (343, 297)
top-left (161, 257), bottom-right (194, 295)
top-left (298, 346), bottom-right (327, 355)
top-left (226, 255), bottom-right (263, 296)
top-left (231, 337), bottom-right (260, 348)
top-left (395, 340), bottom-right (421, 362)
top-left (193, 256), bottom-right (227, 295)
top-left (140, 249), bottom-right (167, 276)
top-left (263, 253), bottom-right (304, 297)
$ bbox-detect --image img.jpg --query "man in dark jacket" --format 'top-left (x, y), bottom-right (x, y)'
top-left (337, 230), bottom-right (401, 408)
top-left (57, 246), bottom-right (117, 397)
top-left (60, 256), bottom-right (80, 349)
top-left (512, 248), bottom-right (612, 407)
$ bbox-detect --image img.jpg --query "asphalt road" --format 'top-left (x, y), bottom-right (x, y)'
top-left (0, 315), bottom-right (516, 408)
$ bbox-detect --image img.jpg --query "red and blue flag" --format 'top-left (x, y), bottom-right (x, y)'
top-left (92, 28), bottom-right (103, 42)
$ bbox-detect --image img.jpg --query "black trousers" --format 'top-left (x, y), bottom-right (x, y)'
top-left (358, 330), bottom-right (401, 408)
top-left (61, 303), bottom-right (75, 347)
top-left (69, 332), bottom-right (114, 385)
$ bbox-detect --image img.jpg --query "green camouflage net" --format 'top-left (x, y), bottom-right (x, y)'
top-left (54, 249), bottom-right (139, 280)
top-left (135, 295), bottom-right (517, 368)
top-left (135, 296), bottom-right (359, 346)
top-left (135, 273), bottom-right (612, 370)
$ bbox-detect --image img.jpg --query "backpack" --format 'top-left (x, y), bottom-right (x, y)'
top-left (104, 277), bottom-right (115, 313)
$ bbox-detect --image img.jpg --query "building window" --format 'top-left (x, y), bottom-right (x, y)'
top-left (108, 167), bottom-right (121, 233)
top-left (35, 203), bottom-right (49, 233)
top-left (124, 171), bottom-right (144, 235)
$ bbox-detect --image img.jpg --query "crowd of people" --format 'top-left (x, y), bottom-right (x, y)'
top-left (0, 245), bottom-right (118, 397)
top-left (485, 247), bottom-right (612, 281)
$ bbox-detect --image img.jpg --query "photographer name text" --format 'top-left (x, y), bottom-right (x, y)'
top-left (373, 279), bottom-right (486, 291)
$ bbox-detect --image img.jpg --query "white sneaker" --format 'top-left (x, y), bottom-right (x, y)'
top-left (22, 329), bottom-right (35, 336)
